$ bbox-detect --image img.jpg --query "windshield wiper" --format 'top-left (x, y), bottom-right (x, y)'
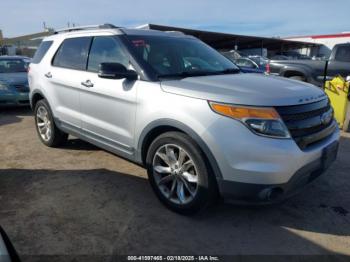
top-left (157, 71), bottom-right (215, 79)
top-left (157, 68), bottom-right (240, 79)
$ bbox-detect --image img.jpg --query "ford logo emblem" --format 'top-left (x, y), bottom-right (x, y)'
top-left (320, 110), bottom-right (333, 125)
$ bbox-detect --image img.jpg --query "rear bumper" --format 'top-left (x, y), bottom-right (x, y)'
top-left (217, 141), bottom-right (339, 203)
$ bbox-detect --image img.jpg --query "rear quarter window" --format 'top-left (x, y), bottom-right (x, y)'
top-left (31, 41), bottom-right (53, 64)
top-left (52, 37), bottom-right (91, 70)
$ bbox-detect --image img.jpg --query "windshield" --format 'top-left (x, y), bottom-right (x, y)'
top-left (0, 59), bottom-right (28, 73)
top-left (127, 35), bottom-right (239, 78)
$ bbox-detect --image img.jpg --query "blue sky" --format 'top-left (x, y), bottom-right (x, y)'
top-left (1, 0), bottom-right (350, 38)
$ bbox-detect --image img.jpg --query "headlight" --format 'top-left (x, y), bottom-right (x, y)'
top-left (0, 82), bottom-right (9, 91)
top-left (209, 102), bottom-right (290, 138)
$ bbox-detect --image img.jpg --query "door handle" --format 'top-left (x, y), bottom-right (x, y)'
top-left (45, 72), bottom-right (52, 78)
top-left (81, 80), bottom-right (94, 88)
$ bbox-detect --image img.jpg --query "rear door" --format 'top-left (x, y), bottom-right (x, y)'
top-left (79, 36), bottom-right (138, 155)
top-left (47, 37), bottom-right (92, 129)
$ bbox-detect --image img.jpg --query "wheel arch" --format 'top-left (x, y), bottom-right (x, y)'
top-left (30, 89), bottom-right (46, 110)
top-left (137, 119), bottom-right (223, 179)
top-left (280, 66), bottom-right (309, 80)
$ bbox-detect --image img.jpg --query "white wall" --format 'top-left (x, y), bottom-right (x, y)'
top-left (285, 34), bottom-right (350, 50)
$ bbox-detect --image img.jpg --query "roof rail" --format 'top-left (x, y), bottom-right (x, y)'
top-left (54, 24), bottom-right (119, 34)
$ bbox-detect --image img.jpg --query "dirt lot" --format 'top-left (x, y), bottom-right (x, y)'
top-left (1, 107), bottom-right (350, 260)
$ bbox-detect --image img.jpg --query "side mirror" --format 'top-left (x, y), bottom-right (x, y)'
top-left (98, 63), bottom-right (138, 80)
top-left (346, 75), bottom-right (350, 82)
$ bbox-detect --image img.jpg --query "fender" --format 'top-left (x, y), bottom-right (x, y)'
top-left (136, 118), bottom-right (223, 178)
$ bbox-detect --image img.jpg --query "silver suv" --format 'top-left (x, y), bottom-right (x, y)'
top-left (28, 24), bottom-right (339, 213)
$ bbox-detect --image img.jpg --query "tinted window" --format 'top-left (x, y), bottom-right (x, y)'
top-left (335, 46), bottom-right (350, 62)
top-left (32, 41), bottom-right (53, 64)
top-left (53, 37), bottom-right (91, 70)
top-left (87, 36), bottom-right (129, 72)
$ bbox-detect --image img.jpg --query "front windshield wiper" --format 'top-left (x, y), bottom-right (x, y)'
top-left (158, 71), bottom-right (214, 79)
top-left (157, 68), bottom-right (240, 80)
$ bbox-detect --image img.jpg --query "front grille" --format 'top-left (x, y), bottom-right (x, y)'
top-left (13, 84), bottom-right (29, 93)
top-left (276, 99), bottom-right (336, 149)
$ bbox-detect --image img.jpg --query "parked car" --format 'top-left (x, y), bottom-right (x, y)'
top-left (269, 43), bottom-right (350, 86)
top-left (248, 55), bottom-right (269, 70)
top-left (221, 51), bottom-right (265, 73)
top-left (29, 24), bottom-right (339, 214)
top-left (0, 56), bottom-right (30, 106)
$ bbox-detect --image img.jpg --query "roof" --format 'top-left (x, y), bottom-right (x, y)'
top-left (44, 26), bottom-right (191, 42)
top-left (139, 24), bottom-right (320, 50)
top-left (285, 32), bottom-right (350, 40)
top-left (2, 31), bottom-right (52, 45)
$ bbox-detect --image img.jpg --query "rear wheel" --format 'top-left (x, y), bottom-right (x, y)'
top-left (34, 99), bottom-right (68, 147)
top-left (146, 131), bottom-right (217, 214)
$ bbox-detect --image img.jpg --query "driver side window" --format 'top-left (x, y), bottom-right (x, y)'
top-left (87, 36), bottom-right (129, 72)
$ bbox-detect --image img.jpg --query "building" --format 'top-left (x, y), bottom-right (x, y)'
top-left (285, 32), bottom-right (350, 58)
top-left (0, 29), bottom-right (53, 57)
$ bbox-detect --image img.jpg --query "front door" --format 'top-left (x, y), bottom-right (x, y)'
top-left (80, 36), bottom-right (138, 155)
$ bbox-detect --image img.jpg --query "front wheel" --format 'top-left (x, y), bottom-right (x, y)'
top-left (146, 132), bottom-right (217, 214)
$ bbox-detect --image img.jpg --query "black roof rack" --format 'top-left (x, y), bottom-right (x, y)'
top-left (54, 24), bottom-right (119, 34)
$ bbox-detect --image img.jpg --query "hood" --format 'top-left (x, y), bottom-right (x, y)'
top-left (160, 73), bottom-right (327, 106)
top-left (0, 72), bottom-right (28, 85)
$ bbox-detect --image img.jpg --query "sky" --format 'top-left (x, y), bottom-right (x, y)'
top-left (1, 0), bottom-right (350, 38)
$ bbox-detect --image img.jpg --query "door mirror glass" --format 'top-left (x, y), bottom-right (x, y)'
top-left (98, 63), bottom-right (138, 80)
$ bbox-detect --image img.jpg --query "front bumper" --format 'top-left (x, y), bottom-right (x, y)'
top-left (202, 115), bottom-right (340, 202)
top-left (0, 92), bottom-right (30, 106)
top-left (218, 140), bottom-right (339, 203)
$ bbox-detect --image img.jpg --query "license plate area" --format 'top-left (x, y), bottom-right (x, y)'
top-left (322, 141), bottom-right (339, 170)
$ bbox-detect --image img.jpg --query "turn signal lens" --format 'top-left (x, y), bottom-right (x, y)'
top-left (209, 102), bottom-right (280, 120)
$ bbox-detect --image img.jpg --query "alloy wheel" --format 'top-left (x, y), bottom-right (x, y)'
top-left (36, 106), bottom-right (52, 142)
top-left (152, 144), bottom-right (199, 204)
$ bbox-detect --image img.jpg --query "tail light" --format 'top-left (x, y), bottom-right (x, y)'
top-left (265, 63), bottom-right (270, 74)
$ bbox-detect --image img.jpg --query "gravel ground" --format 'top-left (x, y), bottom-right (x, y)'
top-left (1, 107), bottom-right (350, 261)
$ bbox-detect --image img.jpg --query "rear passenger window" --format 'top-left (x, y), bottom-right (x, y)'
top-left (53, 37), bottom-right (91, 70)
top-left (87, 36), bottom-right (129, 72)
top-left (32, 41), bottom-right (53, 64)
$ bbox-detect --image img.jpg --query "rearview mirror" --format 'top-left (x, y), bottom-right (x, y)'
top-left (98, 63), bottom-right (138, 80)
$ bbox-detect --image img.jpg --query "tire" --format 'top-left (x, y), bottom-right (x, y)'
top-left (146, 131), bottom-right (218, 214)
top-left (34, 99), bottom-right (68, 147)
top-left (288, 75), bottom-right (305, 82)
